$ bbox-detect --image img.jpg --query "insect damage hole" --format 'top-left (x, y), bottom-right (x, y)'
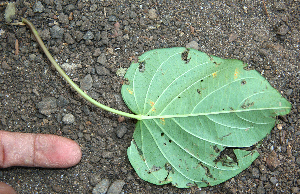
top-left (139, 61), bottom-right (145, 72)
top-left (181, 49), bottom-right (190, 64)
top-left (241, 80), bottom-right (246, 85)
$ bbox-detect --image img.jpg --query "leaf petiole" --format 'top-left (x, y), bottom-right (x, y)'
top-left (21, 18), bottom-right (142, 120)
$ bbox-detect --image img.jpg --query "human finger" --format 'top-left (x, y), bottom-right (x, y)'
top-left (0, 182), bottom-right (16, 194)
top-left (0, 131), bottom-right (82, 168)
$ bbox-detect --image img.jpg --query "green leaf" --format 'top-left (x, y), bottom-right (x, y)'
top-left (122, 47), bottom-right (291, 188)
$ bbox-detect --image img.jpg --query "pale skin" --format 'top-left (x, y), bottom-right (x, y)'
top-left (0, 130), bottom-right (82, 194)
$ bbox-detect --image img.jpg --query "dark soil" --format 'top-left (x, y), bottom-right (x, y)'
top-left (0, 0), bottom-right (299, 193)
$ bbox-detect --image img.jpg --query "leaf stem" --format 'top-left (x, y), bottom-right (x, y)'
top-left (22, 18), bottom-right (141, 120)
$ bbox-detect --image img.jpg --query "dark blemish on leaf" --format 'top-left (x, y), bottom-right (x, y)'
top-left (169, 140), bottom-right (172, 143)
top-left (197, 89), bottom-right (201, 94)
top-left (139, 61), bottom-right (145, 72)
top-left (186, 182), bottom-right (197, 187)
top-left (150, 165), bottom-right (162, 172)
top-left (163, 143), bottom-right (167, 146)
top-left (213, 145), bottom-right (220, 153)
top-left (123, 78), bottom-right (130, 85)
top-left (181, 49), bottom-right (190, 64)
top-left (133, 140), bottom-right (143, 157)
top-left (202, 178), bottom-right (211, 186)
top-left (199, 163), bottom-right (213, 179)
top-left (165, 163), bottom-right (173, 172)
top-left (178, 96), bottom-right (181, 98)
top-left (229, 107), bottom-right (234, 111)
top-left (200, 79), bottom-right (204, 82)
top-left (161, 133), bottom-right (164, 136)
top-left (241, 100), bottom-right (254, 109)
top-left (219, 133), bottom-right (232, 141)
top-left (241, 80), bottom-right (246, 85)
top-left (214, 148), bottom-right (238, 167)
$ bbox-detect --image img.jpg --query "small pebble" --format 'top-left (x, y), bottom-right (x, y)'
top-left (62, 113), bottom-right (75, 124)
top-left (108, 15), bottom-right (117, 22)
top-left (50, 25), bottom-right (64, 39)
top-left (83, 31), bottom-right (94, 40)
top-left (107, 180), bottom-right (125, 194)
top-left (92, 179), bottom-right (111, 194)
top-left (186, 41), bottom-right (199, 50)
top-left (97, 53), bottom-right (107, 65)
top-left (148, 9), bottom-right (157, 19)
top-left (37, 97), bottom-right (57, 116)
top-left (252, 167), bottom-right (260, 178)
top-left (116, 125), bottom-right (127, 138)
top-left (96, 66), bottom-right (110, 76)
top-left (277, 25), bottom-right (289, 36)
top-left (89, 174), bottom-right (102, 187)
top-left (33, 1), bottom-right (44, 13)
top-left (80, 74), bottom-right (93, 91)
top-left (270, 177), bottom-right (278, 185)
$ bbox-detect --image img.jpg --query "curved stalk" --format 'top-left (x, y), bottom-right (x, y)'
top-left (22, 18), bottom-right (142, 120)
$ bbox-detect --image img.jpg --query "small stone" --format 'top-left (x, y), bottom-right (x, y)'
top-left (228, 33), bottom-right (238, 42)
top-left (2, 61), bottom-right (11, 70)
top-left (107, 180), bottom-right (125, 194)
top-left (102, 151), bottom-right (114, 159)
top-left (64, 33), bottom-right (75, 44)
top-left (59, 13), bottom-right (69, 24)
top-left (81, 20), bottom-right (92, 31)
top-left (286, 89), bottom-right (293, 96)
top-left (277, 25), bottom-right (289, 36)
top-left (148, 9), bottom-right (157, 19)
top-left (93, 48), bottom-right (102, 57)
top-left (52, 184), bottom-right (62, 192)
top-left (83, 31), bottom-right (94, 40)
top-left (97, 53), bottom-right (107, 65)
top-left (33, 1), bottom-right (44, 13)
top-left (89, 174), bottom-right (102, 187)
top-left (92, 179), bottom-right (111, 194)
top-left (252, 167), bottom-right (260, 178)
top-left (56, 96), bottom-right (69, 107)
top-left (270, 177), bottom-right (278, 185)
top-left (186, 40), bottom-right (199, 50)
top-left (90, 155), bottom-right (101, 163)
top-left (73, 30), bottom-right (83, 42)
top-left (50, 25), bottom-right (64, 39)
top-left (296, 157), bottom-right (300, 165)
top-left (266, 151), bottom-right (280, 171)
top-left (108, 15), bottom-right (117, 22)
top-left (62, 113), bottom-right (75, 124)
top-left (37, 97), bottom-right (57, 116)
top-left (96, 66), bottom-right (110, 76)
top-left (292, 187), bottom-right (300, 193)
top-left (80, 74), bottom-right (93, 90)
top-left (90, 4), bottom-right (98, 12)
top-left (257, 184), bottom-right (266, 194)
top-left (116, 126), bottom-right (127, 138)
top-left (116, 67), bottom-right (127, 77)
top-left (5, 2), bottom-right (16, 23)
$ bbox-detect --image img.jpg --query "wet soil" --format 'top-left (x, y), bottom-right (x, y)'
top-left (0, 0), bottom-right (299, 193)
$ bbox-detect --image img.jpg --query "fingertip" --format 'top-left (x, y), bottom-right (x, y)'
top-left (0, 182), bottom-right (16, 194)
top-left (35, 135), bottom-right (82, 168)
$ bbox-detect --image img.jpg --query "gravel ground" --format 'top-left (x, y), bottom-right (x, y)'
top-left (0, 0), bottom-right (299, 193)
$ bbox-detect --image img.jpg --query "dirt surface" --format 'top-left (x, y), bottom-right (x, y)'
top-left (0, 0), bottom-right (299, 193)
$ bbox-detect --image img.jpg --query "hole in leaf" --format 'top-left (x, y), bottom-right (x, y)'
top-left (200, 79), bottom-right (204, 82)
top-left (169, 140), bottom-right (172, 143)
top-left (139, 61), bottom-right (145, 72)
top-left (181, 49), bottom-right (190, 64)
top-left (241, 80), bottom-right (246, 85)
top-left (197, 89), bottom-right (201, 94)
top-left (161, 133), bottom-right (164, 136)
top-left (214, 147), bottom-right (238, 167)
